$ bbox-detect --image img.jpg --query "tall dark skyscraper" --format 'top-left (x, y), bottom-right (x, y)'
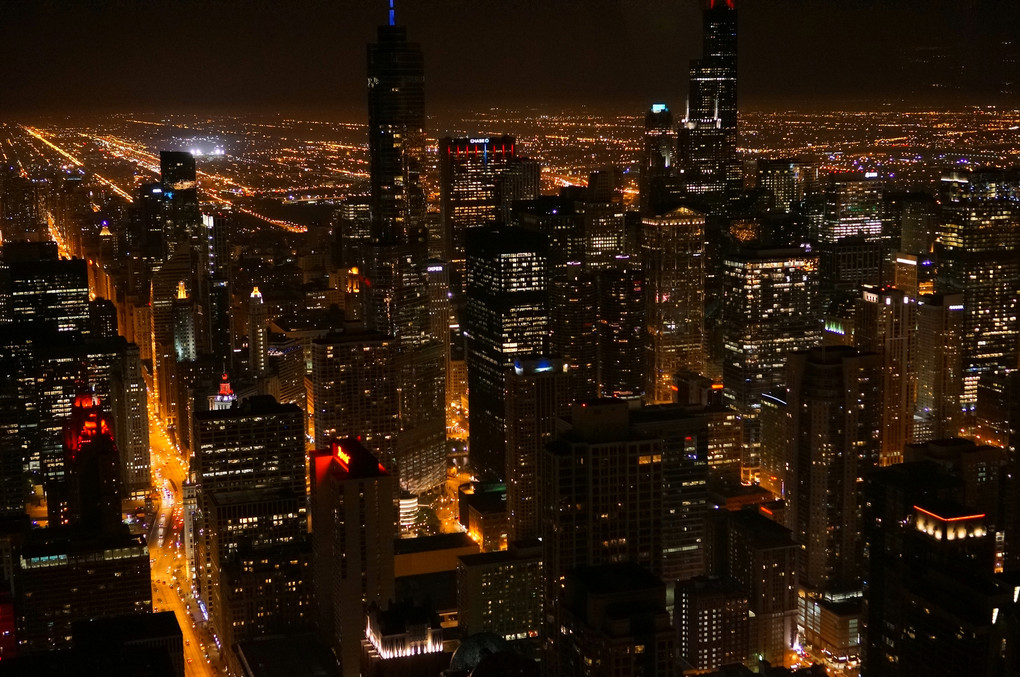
top-left (679, 0), bottom-right (740, 204)
top-left (361, 11), bottom-right (446, 498)
top-left (159, 151), bottom-right (201, 261)
top-left (464, 225), bottom-right (549, 478)
top-left (367, 15), bottom-right (426, 249)
top-left (640, 104), bottom-right (679, 214)
top-left (311, 439), bottom-right (395, 677)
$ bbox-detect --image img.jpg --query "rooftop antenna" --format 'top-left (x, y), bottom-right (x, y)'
top-left (389, 0), bottom-right (395, 26)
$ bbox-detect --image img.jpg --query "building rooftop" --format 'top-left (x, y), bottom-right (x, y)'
top-left (235, 634), bottom-right (340, 677)
top-left (72, 610), bottom-right (181, 646)
top-left (724, 507), bottom-right (796, 549)
top-left (194, 394), bottom-right (301, 421)
top-left (569, 561), bottom-right (663, 596)
top-left (393, 532), bottom-right (476, 556)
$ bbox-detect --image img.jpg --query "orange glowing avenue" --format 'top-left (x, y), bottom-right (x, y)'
top-left (22, 125), bottom-right (136, 202)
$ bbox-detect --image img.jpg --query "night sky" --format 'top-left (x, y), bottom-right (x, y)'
top-left (3, 0), bottom-right (1018, 117)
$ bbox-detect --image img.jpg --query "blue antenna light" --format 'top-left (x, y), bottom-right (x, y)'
top-left (389, 0), bottom-right (395, 26)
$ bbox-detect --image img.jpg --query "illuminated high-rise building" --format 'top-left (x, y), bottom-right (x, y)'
top-left (0, 164), bottom-right (44, 240)
top-left (642, 205), bottom-right (706, 403)
top-left (0, 386), bottom-right (24, 519)
top-left (549, 264), bottom-right (598, 401)
top-left (159, 151), bottom-right (201, 260)
top-left (457, 540), bottom-right (545, 643)
top-left (363, 14), bottom-right (445, 481)
top-left (367, 16), bottom-right (426, 250)
top-left (678, 0), bottom-right (739, 204)
top-left (504, 357), bottom-right (571, 541)
top-left (936, 184), bottom-right (1019, 410)
top-left (334, 198), bottom-right (372, 269)
top-left (310, 326), bottom-right (444, 495)
top-left (630, 404), bottom-right (712, 585)
top-left (757, 158), bottom-right (815, 214)
top-left (464, 225), bottom-right (549, 478)
top-left (2, 240), bottom-right (89, 334)
top-left (704, 508), bottom-right (798, 666)
top-left (190, 396), bottom-right (311, 666)
top-left (884, 191), bottom-right (939, 257)
top-left (171, 280), bottom-right (198, 363)
top-left (854, 285), bottom-right (917, 465)
top-left (578, 169), bottom-right (627, 270)
top-left (310, 439), bottom-right (395, 677)
top-left (61, 393), bottom-right (121, 532)
top-left (201, 211), bottom-right (233, 369)
top-left (818, 173), bottom-right (884, 244)
top-left (248, 285), bottom-right (268, 378)
top-left (538, 400), bottom-right (706, 616)
top-left (676, 577), bottom-right (749, 671)
top-left (783, 346), bottom-right (882, 592)
top-left (597, 259), bottom-right (645, 399)
top-left (13, 393), bottom-right (150, 653)
top-left (721, 243), bottom-right (819, 480)
top-left (640, 103), bottom-right (679, 214)
top-left (150, 247), bottom-right (200, 434)
top-left (309, 329), bottom-right (397, 461)
top-left (863, 460), bottom-right (1011, 677)
top-left (914, 293), bottom-right (965, 442)
top-left (814, 172), bottom-right (886, 317)
top-left (440, 136), bottom-right (536, 292)
top-left (12, 528), bottom-right (151, 654)
top-left (108, 343), bottom-right (149, 497)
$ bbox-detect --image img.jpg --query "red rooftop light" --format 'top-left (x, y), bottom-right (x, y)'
top-left (914, 505), bottom-right (986, 523)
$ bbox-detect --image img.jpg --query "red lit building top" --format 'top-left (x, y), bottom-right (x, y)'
top-left (218, 373), bottom-right (234, 397)
top-left (64, 392), bottom-right (115, 459)
top-left (311, 438), bottom-right (388, 487)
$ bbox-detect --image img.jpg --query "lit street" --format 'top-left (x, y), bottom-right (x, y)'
top-left (146, 388), bottom-right (221, 677)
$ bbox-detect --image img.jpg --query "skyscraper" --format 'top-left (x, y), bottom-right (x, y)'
top-left (538, 401), bottom-right (668, 614)
top-left (457, 540), bottom-right (545, 641)
top-left (367, 17), bottom-right (425, 249)
top-left (248, 286), bottom-right (268, 378)
top-left (596, 260), bottom-right (646, 399)
top-left (784, 346), bottom-right (882, 592)
top-left (678, 0), bottom-right (739, 204)
top-left (854, 285), bottom-right (917, 465)
top-left (722, 243), bottom-right (819, 480)
top-left (61, 393), bottom-right (121, 532)
top-left (440, 136), bottom-right (535, 292)
top-left (640, 103), bottom-right (679, 214)
top-left (159, 151), bottom-right (201, 261)
top-left (2, 240), bottom-right (89, 334)
top-left (914, 293), bottom-right (965, 442)
top-left (363, 14), bottom-right (446, 496)
top-left (310, 439), bottom-right (395, 677)
top-left (937, 181), bottom-right (1019, 410)
top-left (190, 396), bottom-right (311, 666)
top-left (150, 247), bottom-right (200, 436)
top-left (704, 509), bottom-right (798, 666)
top-left (642, 205), bottom-right (706, 403)
top-left (464, 225), bottom-right (549, 478)
top-left (504, 357), bottom-right (571, 541)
